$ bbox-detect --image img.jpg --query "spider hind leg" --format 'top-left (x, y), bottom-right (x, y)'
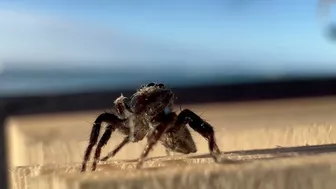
top-left (176, 109), bottom-right (222, 161)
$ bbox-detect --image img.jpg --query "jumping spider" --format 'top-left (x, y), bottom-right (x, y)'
top-left (81, 82), bottom-right (222, 172)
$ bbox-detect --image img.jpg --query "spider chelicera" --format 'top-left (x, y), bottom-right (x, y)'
top-left (81, 82), bottom-right (222, 172)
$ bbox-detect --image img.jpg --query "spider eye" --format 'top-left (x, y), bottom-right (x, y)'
top-left (147, 82), bottom-right (155, 87)
top-left (157, 83), bottom-right (164, 88)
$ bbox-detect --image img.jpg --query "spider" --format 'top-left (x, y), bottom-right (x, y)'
top-left (80, 82), bottom-right (222, 172)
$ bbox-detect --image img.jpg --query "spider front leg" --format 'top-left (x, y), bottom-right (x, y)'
top-left (176, 109), bottom-right (221, 162)
top-left (81, 113), bottom-right (124, 172)
top-left (100, 136), bottom-right (130, 161)
top-left (135, 121), bottom-right (171, 169)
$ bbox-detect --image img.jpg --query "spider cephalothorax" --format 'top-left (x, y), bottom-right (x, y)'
top-left (81, 82), bottom-right (222, 172)
top-left (129, 82), bottom-right (174, 116)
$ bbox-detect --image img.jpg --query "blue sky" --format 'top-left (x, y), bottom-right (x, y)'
top-left (0, 0), bottom-right (335, 73)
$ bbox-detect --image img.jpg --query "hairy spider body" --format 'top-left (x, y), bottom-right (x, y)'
top-left (81, 82), bottom-right (221, 172)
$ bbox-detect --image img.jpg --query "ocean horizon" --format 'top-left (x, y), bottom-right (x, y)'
top-left (0, 68), bottom-right (270, 97)
top-left (1, 62), bottom-right (334, 97)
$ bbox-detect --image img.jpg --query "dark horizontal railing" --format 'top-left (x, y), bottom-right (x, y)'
top-left (2, 77), bottom-right (336, 188)
top-left (3, 77), bottom-right (336, 116)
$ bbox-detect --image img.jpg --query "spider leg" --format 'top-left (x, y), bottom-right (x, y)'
top-left (100, 136), bottom-right (130, 161)
top-left (81, 113), bottom-right (123, 172)
top-left (135, 122), bottom-right (170, 169)
top-left (100, 115), bottom-right (146, 162)
top-left (91, 124), bottom-right (116, 171)
top-left (176, 109), bottom-right (221, 161)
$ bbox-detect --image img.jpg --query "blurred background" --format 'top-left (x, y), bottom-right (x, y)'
top-left (1, 2), bottom-right (336, 188)
top-left (0, 0), bottom-right (335, 97)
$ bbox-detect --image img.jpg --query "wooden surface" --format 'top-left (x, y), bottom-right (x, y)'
top-left (5, 96), bottom-right (336, 189)
top-left (27, 153), bottom-right (336, 189)
top-left (11, 148), bottom-right (336, 189)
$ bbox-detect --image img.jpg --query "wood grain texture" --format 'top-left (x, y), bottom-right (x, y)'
top-left (5, 96), bottom-right (336, 189)
top-left (26, 153), bottom-right (336, 189)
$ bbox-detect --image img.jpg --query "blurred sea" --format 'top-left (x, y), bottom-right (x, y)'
top-left (1, 62), bottom-right (332, 97)
top-left (0, 67), bottom-right (266, 97)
